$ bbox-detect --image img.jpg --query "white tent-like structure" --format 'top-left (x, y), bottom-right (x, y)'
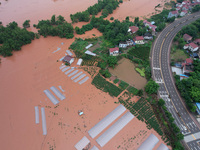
top-left (85, 50), bottom-right (96, 56)
top-left (77, 58), bottom-right (83, 66)
top-left (88, 104), bottom-right (126, 138)
top-left (75, 136), bottom-right (90, 150)
top-left (91, 146), bottom-right (99, 150)
top-left (157, 143), bottom-right (169, 150)
top-left (137, 134), bottom-right (159, 150)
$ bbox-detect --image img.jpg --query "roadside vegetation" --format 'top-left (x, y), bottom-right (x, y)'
top-left (172, 19), bottom-right (200, 112)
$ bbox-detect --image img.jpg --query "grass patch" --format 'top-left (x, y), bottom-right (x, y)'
top-left (92, 74), bottom-right (123, 97)
top-left (127, 86), bottom-right (139, 95)
top-left (113, 78), bottom-right (119, 84)
top-left (119, 80), bottom-right (129, 90)
top-left (128, 45), bottom-right (150, 61)
top-left (170, 47), bottom-right (188, 62)
top-left (69, 38), bottom-right (88, 54)
top-left (136, 68), bottom-right (145, 77)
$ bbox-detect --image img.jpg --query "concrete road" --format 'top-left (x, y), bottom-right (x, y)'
top-left (151, 12), bottom-right (200, 150)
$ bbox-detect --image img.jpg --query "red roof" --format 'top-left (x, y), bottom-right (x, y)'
top-left (129, 26), bottom-right (139, 33)
top-left (186, 58), bottom-right (193, 64)
top-left (109, 47), bottom-right (119, 53)
top-left (135, 36), bottom-right (144, 41)
top-left (63, 55), bottom-right (73, 62)
top-left (171, 10), bottom-right (178, 14)
top-left (194, 39), bottom-right (200, 43)
top-left (182, 10), bottom-right (188, 13)
top-left (183, 34), bottom-right (192, 41)
top-left (189, 42), bottom-right (198, 49)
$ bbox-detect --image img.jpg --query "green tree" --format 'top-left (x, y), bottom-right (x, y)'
top-left (158, 98), bottom-right (165, 107)
top-left (177, 133), bottom-right (184, 140)
top-left (107, 56), bottom-right (118, 68)
top-left (23, 20), bottom-right (30, 28)
top-left (145, 79), bottom-right (160, 95)
top-left (51, 15), bottom-right (56, 25)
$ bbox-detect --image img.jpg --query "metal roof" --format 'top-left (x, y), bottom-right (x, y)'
top-left (43, 89), bottom-right (59, 105)
top-left (75, 136), bottom-right (90, 150)
top-left (35, 106), bottom-right (39, 124)
top-left (157, 143), bottom-right (169, 150)
top-left (41, 107), bottom-right (47, 135)
top-left (79, 77), bottom-right (89, 85)
top-left (137, 134), bottom-right (159, 150)
top-left (50, 86), bottom-right (65, 101)
top-left (71, 72), bottom-right (83, 80)
top-left (91, 146), bottom-right (99, 150)
top-left (96, 112), bottom-right (134, 147)
top-left (88, 104), bottom-right (126, 138)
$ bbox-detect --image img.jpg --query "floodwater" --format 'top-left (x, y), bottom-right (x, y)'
top-left (0, 0), bottom-right (170, 149)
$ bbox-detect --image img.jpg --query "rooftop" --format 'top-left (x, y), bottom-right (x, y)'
top-left (109, 47), bottom-right (119, 52)
top-left (129, 26), bottom-right (139, 33)
top-left (183, 34), bottom-right (192, 41)
top-left (189, 42), bottom-right (198, 49)
top-left (135, 36), bottom-right (144, 41)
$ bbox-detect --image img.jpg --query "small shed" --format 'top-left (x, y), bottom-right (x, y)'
top-left (85, 44), bottom-right (93, 49)
top-left (63, 55), bottom-right (74, 64)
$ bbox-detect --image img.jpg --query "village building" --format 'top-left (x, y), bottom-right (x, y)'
top-left (182, 58), bottom-right (194, 75)
top-left (119, 41), bottom-right (127, 48)
top-left (109, 47), bottom-right (119, 56)
top-left (180, 10), bottom-right (188, 17)
top-left (134, 36), bottom-right (144, 44)
top-left (176, 3), bottom-right (183, 7)
top-left (143, 33), bottom-right (153, 40)
top-left (143, 20), bottom-right (157, 35)
top-left (126, 39), bottom-right (134, 46)
top-left (183, 44), bottom-right (189, 50)
top-left (128, 26), bottom-right (139, 34)
top-left (194, 39), bottom-right (200, 45)
top-left (183, 34), bottom-right (192, 43)
top-left (189, 42), bottom-right (199, 52)
top-left (168, 10), bottom-right (179, 18)
top-left (62, 55), bottom-right (74, 64)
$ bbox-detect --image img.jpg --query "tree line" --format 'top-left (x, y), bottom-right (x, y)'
top-left (70, 0), bottom-right (119, 23)
top-left (34, 15), bottom-right (74, 39)
top-left (0, 22), bottom-right (35, 57)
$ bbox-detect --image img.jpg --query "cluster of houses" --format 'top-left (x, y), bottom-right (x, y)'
top-left (109, 24), bottom-right (155, 56)
top-left (168, 0), bottom-right (200, 18)
top-left (183, 33), bottom-right (200, 58)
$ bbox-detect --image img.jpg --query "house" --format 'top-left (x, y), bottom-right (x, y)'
top-left (183, 44), bottom-right (189, 49)
top-left (176, 3), bottom-right (183, 7)
top-left (176, 7), bottom-right (181, 11)
top-left (109, 47), bottom-right (119, 56)
top-left (185, 58), bottom-right (193, 65)
top-left (134, 36), bottom-right (144, 44)
top-left (180, 10), bottom-right (188, 16)
top-left (126, 39), bottom-right (134, 46)
top-left (128, 26), bottom-right (139, 34)
top-left (182, 63), bottom-right (193, 75)
top-left (143, 33), bottom-right (153, 40)
top-left (119, 41), bottom-right (127, 48)
top-left (63, 55), bottom-right (74, 64)
top-left (194, 39), bottom-right (200, 45)
top-left (183, 34), bottom-right (192, 43)
top-left (168, 11), bottom-right (179, 18)
top-left (143, 20), bottom-right (157, 35)
top-left (189, 42), bottom-right (199, 52)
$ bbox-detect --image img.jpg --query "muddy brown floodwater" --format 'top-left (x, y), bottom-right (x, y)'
top-left (0, 0), bottom-right (171, 150)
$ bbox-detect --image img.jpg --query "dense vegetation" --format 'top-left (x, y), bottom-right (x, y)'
top-left (70, 0), bottom-right (119, 23)
top-left (192, 4), bottom-right (200, 13)
top-left (92, 73), bottom-right (123, 97)
top-left (145, 79), bottom-right (160, 95)
top-left (0, 22), bottom-right (35, 56)
top-left (34, 15), bottom-right (74, 38)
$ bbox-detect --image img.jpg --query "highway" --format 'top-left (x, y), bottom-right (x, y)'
top-left (151, 12), bottom-right (200, 150)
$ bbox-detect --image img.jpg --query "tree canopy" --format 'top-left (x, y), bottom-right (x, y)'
top-left (0, 22), bottom-right (35, 57)
top-left (145, 79), bottom-right (160, 95)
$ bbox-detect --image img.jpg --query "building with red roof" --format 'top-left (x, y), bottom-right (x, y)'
top-left (189, 42), bottom-right (199, 52)
top-left (194, 39), bottom-right (200, 45)
top-left (109, 47), bottom-right (119, 56)
top-left (134, 36), bottom-right (144, 44)
top-left (63, 55), bottom-right (74, 64)
top-left (128, 26), bottom-right (139, 34)
top-left (168, 10), bottom-right (179, 18)
top-left (183, 34), bottom-right (192, 43)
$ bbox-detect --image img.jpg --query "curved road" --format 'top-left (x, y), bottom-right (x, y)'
top-left (151, 12), bottom-right (200, 150)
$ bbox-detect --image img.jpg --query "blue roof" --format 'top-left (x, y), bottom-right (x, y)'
top-left (179, 74), bottom-right (189, 78)
top-left (196, 103), bottom-right (200, 110)
top-left (193, 53), bottom-right (198, 56)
